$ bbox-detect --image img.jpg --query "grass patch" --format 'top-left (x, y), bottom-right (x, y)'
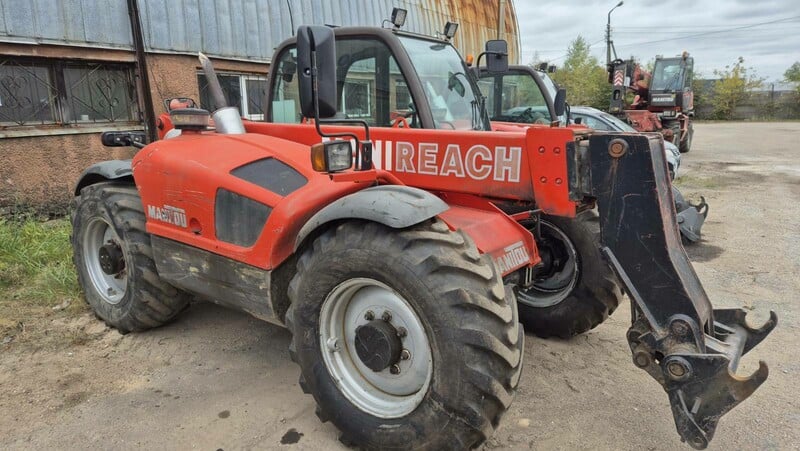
top-left (0, 217), bottom-right (85, 342)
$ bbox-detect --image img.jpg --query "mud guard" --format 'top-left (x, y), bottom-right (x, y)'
top-left (73, 159), bottom-right (133, 195)
top-left (581, 133), bottom-right (776, 449)
top-left (294, 185), bottom-right (449, 251)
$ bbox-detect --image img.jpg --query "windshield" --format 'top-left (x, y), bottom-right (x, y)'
top-left (651, 58), bottom-right (692, 91)
top-left (398, 36), bottom-right (487, 130)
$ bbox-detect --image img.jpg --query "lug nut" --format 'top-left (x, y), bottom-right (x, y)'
top-left (397, 327), bottom-right (407, 338)
top-left (382, 311), bottom-right (392, 322)
top-left (400, 349), bottom-right (411, 361)
top-left (326, 337), bottom-right (340, 352)
top-left (364, 310), bottom-right (375, 321)
top-left (390, 364), bottom-right (401, 375)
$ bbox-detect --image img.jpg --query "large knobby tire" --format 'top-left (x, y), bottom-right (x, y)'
top-left (71, 182), bottom-right (190, 333)
top-left (668, 123), bottom-right (682, 149)
top-left (516, 210), bottom-right (622, 338)
top-left (679, 121), bottom-right (693, 153)
top-left (287, 220), bottom-right (523, 450)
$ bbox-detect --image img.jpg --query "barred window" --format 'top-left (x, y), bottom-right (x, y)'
top-left (0, 61), bottom-right (58, 126)
top-left (0, 58), bottom-right (141, 129)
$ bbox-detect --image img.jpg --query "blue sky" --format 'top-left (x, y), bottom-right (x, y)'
top-left (513, 0), bottom-right (800, 81)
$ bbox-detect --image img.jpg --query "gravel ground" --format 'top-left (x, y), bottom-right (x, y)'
top-left (1, 122), bottom-right (798, 450)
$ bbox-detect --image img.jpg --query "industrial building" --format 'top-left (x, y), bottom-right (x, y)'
top-left (0, 0), bottom-right (519, 214)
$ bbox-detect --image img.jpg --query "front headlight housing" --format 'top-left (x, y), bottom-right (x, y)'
top-left (311, 141), bottom-right (353, 173)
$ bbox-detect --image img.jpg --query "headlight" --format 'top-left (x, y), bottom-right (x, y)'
top-left (311, 141), bottom-right (353, 173)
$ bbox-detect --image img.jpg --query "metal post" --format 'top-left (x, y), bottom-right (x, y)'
top-left (497, 0), bottom-right (506, 40)
top-left (127, 0), bottom-right (157, 143)
top-left (606, 1), bottom-right (623, 67)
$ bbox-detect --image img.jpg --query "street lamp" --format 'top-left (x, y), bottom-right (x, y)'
top-left (606, 1), bottom-right (624, 66)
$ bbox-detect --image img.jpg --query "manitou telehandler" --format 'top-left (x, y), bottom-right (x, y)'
top-left (72, 14), bottom-right (775, 451)
top-left (608, 53), bottom-right (695, 153)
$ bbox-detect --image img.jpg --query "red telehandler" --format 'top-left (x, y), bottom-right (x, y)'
top-left (608, 53), bottom-right (695, 152)
top-left (72, 15), bottom-right (774, 450)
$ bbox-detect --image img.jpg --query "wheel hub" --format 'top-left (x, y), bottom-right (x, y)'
top-left (98, 241), bottom-right (125, 276)
top-left (355, 319), bottom-right (403, 372)
top-left (319, 278), bottom-right (433, 418)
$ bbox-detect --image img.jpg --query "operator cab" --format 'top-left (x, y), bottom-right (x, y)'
top-left (267, 26), bottom-right (491, 131)
top-left (649, 53), bottom-right (694, 113)
top-left (477, 65), bottom-right (567, 126)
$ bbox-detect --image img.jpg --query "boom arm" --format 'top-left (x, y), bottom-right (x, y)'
top-left (570, 133), bottom-right (776, 448)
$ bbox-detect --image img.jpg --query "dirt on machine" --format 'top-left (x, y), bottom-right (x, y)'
top-left (71, 8), bottom-right (775, 450)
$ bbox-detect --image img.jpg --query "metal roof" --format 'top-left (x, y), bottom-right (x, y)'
top-left (0, 0), bottom-right (519, 63)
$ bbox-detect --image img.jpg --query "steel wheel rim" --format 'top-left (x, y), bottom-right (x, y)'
top-left (82, 217), bottom-right (127, 305)
top-left (319, 278), bottom-right (433, 418)
top-left (518, 221), bottom-right (579, 308)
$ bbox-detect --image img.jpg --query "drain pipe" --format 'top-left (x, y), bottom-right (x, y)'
top-left (126, 0), bottom-right (157, 142)
top-left (497, 0), bottom-right (506, 40)
top-left (198, 53), bottom-right (245, 134)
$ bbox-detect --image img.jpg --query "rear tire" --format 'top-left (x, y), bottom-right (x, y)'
top-left (287, 220), bottom-right (523, 450)
top-left (71, 182), bottom-right (190, 333)
top-left (516, 210), bottom-right (622, 338)
top-left (669, 123), bottom-right (682, 149)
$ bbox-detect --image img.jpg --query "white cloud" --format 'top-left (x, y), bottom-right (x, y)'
top-left (513, 0), bottom-right (800, 81)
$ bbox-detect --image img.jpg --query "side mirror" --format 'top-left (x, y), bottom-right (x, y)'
top-left (164, 97), bottom-right (197, 112)
top-left (101, 131), bottom-right (147, 147)
top-left (554, 88), bottom-right (567, 117)
top-left (574, 117), bottom-right (583, 125)
top-left (297, 25), bottom-right (337, 119)
top-left (484, 40), bottom-right (509, 73)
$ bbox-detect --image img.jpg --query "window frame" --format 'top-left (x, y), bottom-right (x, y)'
top-left (0, 57), bottom-right (142, 136)
top-left (196, 71), bottom-right (268, 121)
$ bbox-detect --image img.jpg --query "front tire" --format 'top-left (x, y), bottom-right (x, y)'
top-left (679, 121), bottom-right (693, 153)
top-left (71, 182), bottom-right (190, 333)
top-left (287, 220), bottom-right (523, 450)
top-left (516, 210), bottom-right (622, 338)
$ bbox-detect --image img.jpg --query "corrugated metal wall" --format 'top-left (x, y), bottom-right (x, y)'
top-left (0, 0), bottom-right (519, 63)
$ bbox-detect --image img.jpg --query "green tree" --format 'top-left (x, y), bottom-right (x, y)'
top-left (551, 36), bottom-right (610, 109)
top-left (784, 62), bottom-right (800, 82)
top-left (690, 72), bottom-right (709, 119)
top-left (711, 57), bottom-right (763, 120)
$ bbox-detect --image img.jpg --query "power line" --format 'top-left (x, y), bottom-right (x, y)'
top-left (615, 15), bottom-right (800, 48)
top-left (615, 20), bottom-right (800, 30)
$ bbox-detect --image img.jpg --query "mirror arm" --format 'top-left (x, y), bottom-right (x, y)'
top-left (308, 47), bottom-right (372, 170)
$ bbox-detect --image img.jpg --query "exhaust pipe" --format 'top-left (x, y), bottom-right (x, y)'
top-left (198, 52), bottom-right (245, 135)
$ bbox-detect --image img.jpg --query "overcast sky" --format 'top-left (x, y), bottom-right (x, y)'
top-left (513, 0), bottom-right (800, 82)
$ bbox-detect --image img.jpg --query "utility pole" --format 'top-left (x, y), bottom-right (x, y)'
top-left (606, 1), bottom-right (624, 67)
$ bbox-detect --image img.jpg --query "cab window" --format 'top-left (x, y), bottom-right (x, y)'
top-left (479, 72), bottom-right (551, 124)
top-left (270, 39), bottom-right (418, 127)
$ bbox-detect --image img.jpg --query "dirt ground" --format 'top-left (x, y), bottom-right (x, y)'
top-left (1, 122), bottom-right (798, 450)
